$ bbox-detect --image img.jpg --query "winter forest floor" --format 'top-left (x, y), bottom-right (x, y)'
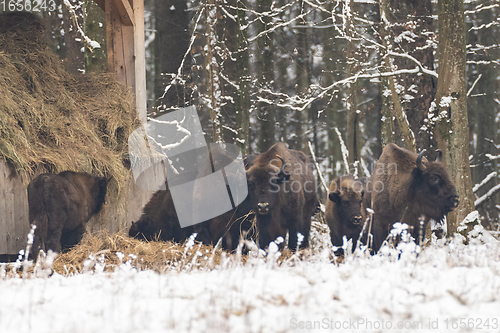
top-left (1, 220), bottom-right (500, 333)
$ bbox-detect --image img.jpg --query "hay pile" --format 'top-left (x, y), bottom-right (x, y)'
top-left (0, 12), bottom-right (138, 187)
top-left (52, 231), bottom-right (223, 275)
top-left (49, 230), bottom-right (327, 276)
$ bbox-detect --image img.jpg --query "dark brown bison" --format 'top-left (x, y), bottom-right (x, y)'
top-left (130, 150), bottom-right (256, 250)
top-left (245, 142), bottom-right (317, 250)
top-left (192, 151), bottom-right (257, 251)
top-left (128, 183), bottom-right (194, 243)
top-left (28, 171), bottom-right (108, 258)
top-left (325, 176), bottom-right (366, 255)
top-left (364, 143), bottom-right (459, 252)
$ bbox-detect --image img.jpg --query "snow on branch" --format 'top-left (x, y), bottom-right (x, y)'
top-left (308, 141), bottom-right (329, 193)
top-left (247, 8), bottom-right (314, 43)
top-left (468, 20), bottom-right (499, 33)
top-left (473, 172), bottom-right (497, 193)
top-left (467, 74), bottom-right (482, 97)
top-left (63, 0), bottom-right (101, 53)
top-left (334, 128), bottom-right (350, 174)
top-left (475, 183), bottom-right (500, 208)
top-left (465, 3), bottom-right (500, 15)
top-left (386, 51), bottom-right (438, 78)
top-left (160, 7), bottom-right (204, 101)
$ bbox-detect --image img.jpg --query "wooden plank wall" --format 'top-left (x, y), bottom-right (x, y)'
top-left (0, 161), bottom-right (30, 255)
top-left (0, 159), bottom-right (154, 255)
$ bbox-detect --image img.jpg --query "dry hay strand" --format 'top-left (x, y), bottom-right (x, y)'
top-left (0, 12), bottom-right (139, 194)
top-left (52, 231), bottom-right (223, 275)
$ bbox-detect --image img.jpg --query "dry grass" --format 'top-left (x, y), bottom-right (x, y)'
top-left (0, 215), bottom-right (333, 278)
top-left (52, 230), bottom-right (225, 275)
top-left (0, 12), bottom-right (138, 192)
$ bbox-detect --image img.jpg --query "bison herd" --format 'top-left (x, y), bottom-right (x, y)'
top-left (27, 142), bottom-right (459, 259)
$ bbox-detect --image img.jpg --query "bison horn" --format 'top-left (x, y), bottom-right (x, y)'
top-left (435, 149), bottom-right (443, 163)
top-left (275, 155), bottom-right (289, 176)
top-left (416, 149), bottom-right (427, 171)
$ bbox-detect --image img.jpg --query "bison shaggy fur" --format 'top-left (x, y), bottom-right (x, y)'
top-left (364, 143), bottom-right (459, 252)
top-left (245, 142), bottom-right (317, 250)
top-left (128, 183), bottom-right (194, 243)
top-left (325, 176), bottom-right (366, 254)
top-left (28, 171), bottom-right (108, 257)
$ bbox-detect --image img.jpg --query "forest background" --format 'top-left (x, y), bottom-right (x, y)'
top-left (3, 0), bottom-right (499, 233)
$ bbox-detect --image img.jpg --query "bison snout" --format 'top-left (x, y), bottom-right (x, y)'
top-left (352, 215), bottom-right (363, 225)
top-left (257, 202), bottom-right (270, 215)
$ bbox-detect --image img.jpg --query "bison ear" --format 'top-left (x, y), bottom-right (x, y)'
top-left (328, 191), bottom-right (341, 204)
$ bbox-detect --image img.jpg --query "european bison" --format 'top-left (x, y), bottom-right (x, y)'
top-left (325, 176), bottom-right (366, 255)
top-left (193, 150), bottom-right (257, 251)
top-left (245, 142), bottom-right (317, 250)
top-left (364, 143), bottom-right (459, 252)
top-left (130, 150), bottom-right (256, 250)
top-left (128, 183), bottom-right (194, 243)
top-left (28, 171), bottom-right (108, 258)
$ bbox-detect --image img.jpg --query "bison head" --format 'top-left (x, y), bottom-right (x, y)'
top-left (328, 177), bottom-right (364, 226)
top-left (246, 156), bottom-right (290, 215)
top-left (411, 149), bottom-right (460, 221)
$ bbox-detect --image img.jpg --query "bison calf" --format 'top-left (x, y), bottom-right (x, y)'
top-left (28, 171), bottom-right (108, 258)
top-left (325, 176), bottom-right (366, 255)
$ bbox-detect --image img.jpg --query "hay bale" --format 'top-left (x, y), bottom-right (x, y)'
top-left (0, 12), bottom-right (138, 191)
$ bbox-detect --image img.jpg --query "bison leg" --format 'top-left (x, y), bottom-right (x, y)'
top-left (257, 215), bottom-right (286, 250)
top-left (370, 220), bottom-right (388, 253)
top-left (299, 214), bottom-right (312, 249)
top-left (45, 226), bottom-right (63, 253)
top-left (61, 224), bottom-right (86, 251)
top-left (288, 225), bottom-right (298, 250)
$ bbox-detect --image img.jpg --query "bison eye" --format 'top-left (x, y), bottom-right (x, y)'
top-left (248, 181), bottom-right (255, 189)
top-left (342, 200), bottom-right (349, 207)
top-left (429, 176), bottom-right (439, 185)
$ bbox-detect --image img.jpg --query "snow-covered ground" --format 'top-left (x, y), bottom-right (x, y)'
top-left (1, 223), bottom-right (500, 333)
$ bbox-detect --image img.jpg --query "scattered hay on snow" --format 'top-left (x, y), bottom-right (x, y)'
top-left (51, 218), bottom-right (334, 276)
top-left (52, 231), bottom-right (223, 275)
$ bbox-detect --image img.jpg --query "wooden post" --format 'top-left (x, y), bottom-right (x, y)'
top-left (104, 0), bottom-right (146, 123)
top-left (133, 0), bottom-right (146, 123)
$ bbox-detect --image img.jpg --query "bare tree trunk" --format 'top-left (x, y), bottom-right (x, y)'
top-left (468, 5), bottom-right (498, 229)
top-left (154, 0), bottom-right (191, 110)
top-left (345, 0), bottom-right (359, 166)
top-left (234, 0), bottom-right (250, 154)
top-left (62, 0), bottom-right (84, 73)
top-left (256, 0), bottom-right (276, 152)
top-left (321, 5), bottom-right (344, 179)
top-left (434, 0), bottom-right (474, 235)
top-left (83, 1), bottom-right (107, 73)
top-left (379, 0), bottom-right (416, 152)
top-left (388, 0), bottom-right (436, 153)
top-left (206, 0), bottom-right (223, 143)
top-left (294, 0), bottom-right (309, 152)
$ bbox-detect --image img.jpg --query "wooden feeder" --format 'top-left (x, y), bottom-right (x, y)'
top-left (0, 0), bottom-right (150, 259)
